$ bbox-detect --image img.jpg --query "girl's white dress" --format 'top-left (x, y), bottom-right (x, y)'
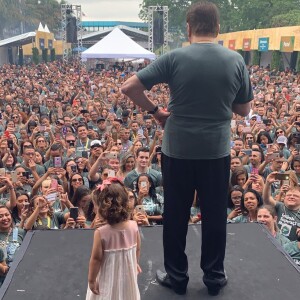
top-left (86, 220), bottom-right (140, 300)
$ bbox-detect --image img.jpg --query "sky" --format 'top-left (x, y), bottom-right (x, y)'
top-left (68, 0), bottom-right (144, 22)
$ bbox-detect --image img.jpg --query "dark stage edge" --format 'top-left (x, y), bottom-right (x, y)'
top-left (0, 224), bottom-right (300, 300)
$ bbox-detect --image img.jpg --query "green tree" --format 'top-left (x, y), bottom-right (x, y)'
top-left (0, 0), bottom-right (23, 39)
top-left (0, 0), bottom-right (66, 38)
top-left (32, 47), bottom-right (39, 64)
top-left (139, 0), bottom-right (300, 38)
top-left (23, 0), bottom-right (66, 35)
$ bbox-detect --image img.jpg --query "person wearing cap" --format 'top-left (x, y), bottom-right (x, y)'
top-left (89, 140), bottom-right (104, 166)
top-left (249, 114), bottom-right (258, 127)
top-left (276, 136), bottom-right (290, 159)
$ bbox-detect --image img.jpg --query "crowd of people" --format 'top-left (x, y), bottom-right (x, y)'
top-left (0, 59), bottom-right (299, 292)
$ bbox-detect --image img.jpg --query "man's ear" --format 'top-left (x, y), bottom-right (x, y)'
top-left (187, 23), bottom-right (192, 42)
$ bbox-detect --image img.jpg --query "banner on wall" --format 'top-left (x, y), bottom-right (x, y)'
top-left (228, 40), bottom-right (235, 50)
top-left (258, 38), bottom-right (269, 52)
top-left (48, 40), bottom-right (53, 49)
top-left (280, 36), bottom-right (295, 52)
top-left (243, 38), bottom-right (251, 51)
top-left (218, 40), bottom-right (224, 46)
top-left (39, 38), bottom-right (45, 50)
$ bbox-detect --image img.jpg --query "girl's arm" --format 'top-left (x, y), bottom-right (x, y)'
top-left (5, 183), bottom-right (16, 210)
top-left (88, 230), bottom-right (103, 295)
top-left (24, 206), bottom-right (40, 230)
top-left (136, 228), bottom-right (142, 274)
top-left (31, 168), bottom-right (55, 196)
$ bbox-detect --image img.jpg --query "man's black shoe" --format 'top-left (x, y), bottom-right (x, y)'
top-left (207, 278), bottom-right (227, 296)
top-left (156, 270), bottom-right (187, 295)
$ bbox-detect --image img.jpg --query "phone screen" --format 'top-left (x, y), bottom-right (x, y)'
top-left (135, 205), bottom-right (146, 215)
top-left (53, 157), bottom-right (62, 168)
top-left (70, 207), bottom-right (79, 220)
top-left (51, 179), bottom-right (58, 190)
top-left (0, 168), bottom-right (6, 176)
top-left (82, 151), bottom-right (89, 159)
top-left (140, 181), bottom-right (147, 188)
top-left (11, 171), bottom-right (17, 183)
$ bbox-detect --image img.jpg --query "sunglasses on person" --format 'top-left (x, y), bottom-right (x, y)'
top-left (72, 178), bottom-right (83, 182)
top-left (276, 130), bottom-right (284, 134)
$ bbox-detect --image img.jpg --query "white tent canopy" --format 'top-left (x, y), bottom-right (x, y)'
top-left (81, 27), bottom-right (155, 60)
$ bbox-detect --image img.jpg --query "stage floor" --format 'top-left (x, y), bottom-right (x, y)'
top-left (1, 224), bottom-right (300, 300)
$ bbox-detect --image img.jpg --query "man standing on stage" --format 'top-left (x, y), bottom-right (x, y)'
top-left (121, 1), bottom-right (253, 296)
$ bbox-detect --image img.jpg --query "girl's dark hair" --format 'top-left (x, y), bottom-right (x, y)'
top-left (125, 187), bottom-right (137, 207)
top-left (27, 121), bottom-right (37, 133)
top-left (291, 155), bottom-right (300, 170)
top-left (136, 173), bottom-right (158, 203)
top-left (63, 159), bottom-right (76, 180)
top-left (287, 132), bottom-right (299, 148)
top-left (98, 183), bottom-right (129, 225)
top-left (35, 150), bottom-right (45, 164)
top-left (68, 173), bottom-right (84, 199)
top-left (71, 186), bottom-right (94, 222)
top-left (1, 152), bottom-right (17, 167)
top-left (230, 166), bottom-right (248, 188)
top-left (241, 189), bottom-right (263, 213)
top-left (256, 131), bottom-right (273, 144)
top-left (227, 185), bottom-right (244, 209)
top-left (64, 125), bottom-right (76, 134)
top-left (0, 205), bottom-right (13, 229)
top-left (120, 153), bottom-right (135, 173)
top-left (274, 126), bottom-right (286, 139)
top-left (12, 191), bottom-right (30, 224)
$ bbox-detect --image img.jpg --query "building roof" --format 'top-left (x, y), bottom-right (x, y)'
top-left (82, 21), bottom-right (148, 29)
top-left (82, 25), bottom-right (148, 45)
top-left (0, 32), bottom-right (36, 47)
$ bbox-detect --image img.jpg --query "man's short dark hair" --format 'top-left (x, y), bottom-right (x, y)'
top-left (77, 123), bottom-right (88, 131)
top-left (50, 143), bottom-right (62, 151)
top-left (186, 1), bottom-right (219, 37)
top-left (136, 147), bottom-right (150, 157)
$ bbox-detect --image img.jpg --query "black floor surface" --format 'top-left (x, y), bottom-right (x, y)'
top-left (0, 223), bottom-right (299, 300)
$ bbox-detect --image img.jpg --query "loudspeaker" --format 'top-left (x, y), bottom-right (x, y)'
top-left (8, 47), bottom-right (13, 64)
top-left (243, 51), bottom-right (250, 65)
top-left (290, 51), bottom-right (298, 71)
top-left (153, 13), bottom-right (164, 46)
top-left (66, 16), bottom-right (77, 43)
top-left (18, 47), bottom-right (23, 65)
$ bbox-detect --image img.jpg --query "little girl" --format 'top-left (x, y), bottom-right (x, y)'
top-left (86, 182), bottom-right (141, 300)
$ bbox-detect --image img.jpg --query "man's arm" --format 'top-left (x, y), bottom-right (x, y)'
top-left (232, 102), bottom-right (251, 117)
top-left (121, 75), bottom-right (156, 111)
top-left (121, 75), bottom-right (171, 127)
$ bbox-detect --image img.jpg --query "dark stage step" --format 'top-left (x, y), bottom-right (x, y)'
top-left (0, 224), bottom-right (299, 300)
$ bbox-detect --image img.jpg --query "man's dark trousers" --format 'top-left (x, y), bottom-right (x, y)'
top-left (161, 153), bottom-right (230, 290)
